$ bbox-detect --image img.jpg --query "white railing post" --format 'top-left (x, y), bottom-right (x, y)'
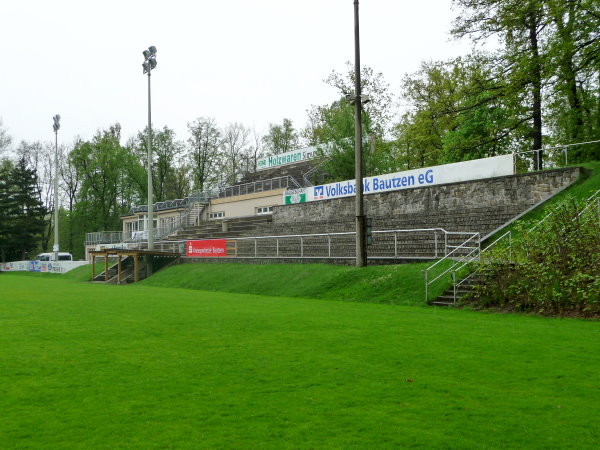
top-left (434, 230), bottom-right (438, 258)
top-left (328, 235), bottom-right (331, 257)
top-left (444, 232), bottom-right (448, 256)
top-left (394, 232), bottom-right (398, 258)
top-left (300, 236), bottom-right (304, 258)
top-left (452, 271), bottom-right (457, 306)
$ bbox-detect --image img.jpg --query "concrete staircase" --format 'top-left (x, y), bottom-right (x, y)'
top-left (428, 275), bottom-right (483, 307)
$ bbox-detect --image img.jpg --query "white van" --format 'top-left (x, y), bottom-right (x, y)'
top-left (35, 252), bottom-right (73, 262)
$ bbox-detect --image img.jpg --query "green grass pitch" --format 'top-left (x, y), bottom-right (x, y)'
top-left (1, 273), bottom-right (599, 448)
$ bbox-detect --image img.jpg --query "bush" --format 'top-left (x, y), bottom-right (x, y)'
top-left (466, 197), bottom-right (600, 317)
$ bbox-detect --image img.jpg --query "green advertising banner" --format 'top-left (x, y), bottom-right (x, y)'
top-left (284, 189), bottom-right (306, 204)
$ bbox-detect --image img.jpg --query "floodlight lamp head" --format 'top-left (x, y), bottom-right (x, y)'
top-left (53, 114), bottom-right (61, 131)
top-left (142, 61), bottom-right (150, 74)
top-left (143, 49), bottom-right (151, 60)
top-left (149, 58), bottom-right (157, 69)
top-left (361, 95), bottom-right (371, 104)
top-left (148, 46), bottom-right (157, 55)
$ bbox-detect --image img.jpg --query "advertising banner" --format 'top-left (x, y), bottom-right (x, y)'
top-left (0, 260), bottom-right (88, 273)
top-left (297, 154), bottom-right (513, 203)
top-left (186, 239), bottom-right (228, 257)
top-left (257, 146), bottom-right (319, 171)
top-left (284, 188), bottom-right (307, 204)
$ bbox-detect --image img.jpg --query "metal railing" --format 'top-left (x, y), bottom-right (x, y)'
top-left (114, 228), bottom-right (478, 261)
top-left (423, 233), bottom-right (481, 303)
top-left (216, 175), bottom-right (300, 198)
top-left (433, 186), bottom-right (600, 306)
top-left (512, 139), bottom-right (600, 173)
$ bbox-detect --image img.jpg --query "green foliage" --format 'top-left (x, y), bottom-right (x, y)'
top-left (304, 64), bottom-right (395, 181)
top-left (0, 157), bottom-right (47, 261)
top-left (469, 197), bottom-right (600, 316)
top-left (262, 118), bottom-right (299, 155)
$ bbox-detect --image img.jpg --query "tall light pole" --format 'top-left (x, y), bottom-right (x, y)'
top-left (353, 0), bottom-right (367, 267)
top-left (142, 46), bottom-right (157, 250)
top-left (52, 114), bottom-right (61, 261)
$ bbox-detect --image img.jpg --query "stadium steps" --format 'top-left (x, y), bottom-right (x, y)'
top-left (429, 276), bottom-right (483, 307)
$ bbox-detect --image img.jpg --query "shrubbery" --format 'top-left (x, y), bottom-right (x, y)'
top-left (466, 197), bottom-right (600, 317)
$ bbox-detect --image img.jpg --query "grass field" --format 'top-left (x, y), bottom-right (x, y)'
top-left (140, 261), bottom-right (452, 306)
top-left (1, 273), bottom-right (599, 448)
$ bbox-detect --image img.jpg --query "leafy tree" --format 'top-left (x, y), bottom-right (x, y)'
top-left (452, 0), bottom-right (549, 168)
top-left (187, 117), bottom-right (221, 191)
top-left (393, 55), bottom-right (520, 169)
top-left (262, 119), bottom-right (299, 155)
top-left (132, 126), bottom-right (185, 202)
top-left (70, 125), bottom-right (129, 233)
top-left (322, 62), bottom-right (395, 138)
top-left (304, 64), bottom-right (395, 181)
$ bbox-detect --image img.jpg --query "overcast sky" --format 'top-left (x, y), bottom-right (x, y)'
top-left (0, 0), bottom-right (473, 149)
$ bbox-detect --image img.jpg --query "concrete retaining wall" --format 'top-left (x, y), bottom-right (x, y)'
top-left (272, 168), bottom-right (581, 238)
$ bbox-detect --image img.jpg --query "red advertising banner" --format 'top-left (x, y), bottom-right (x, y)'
top-left (186, 239), bottom-right (228, 257)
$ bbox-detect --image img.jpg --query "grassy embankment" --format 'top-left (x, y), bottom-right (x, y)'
top-left (1, 274), bottom-right (599, 449)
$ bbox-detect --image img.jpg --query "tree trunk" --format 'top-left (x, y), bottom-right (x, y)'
top-left (528, 12), bottom-right (544, 170)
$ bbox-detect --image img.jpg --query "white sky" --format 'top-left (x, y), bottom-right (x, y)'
top-left (0, 0), bottom-right (472, 148)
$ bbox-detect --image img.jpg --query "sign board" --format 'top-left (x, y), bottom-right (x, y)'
top-left (257, 146), bottom-right (319, 171)
top-left (186, 239), bottom-right (228, 257)
top-left (284, 154), bottom-right (514, 203)
top-left (284, 188), bottom-right (307, 204)
top-left (0, 260), bottom-right (88, 273)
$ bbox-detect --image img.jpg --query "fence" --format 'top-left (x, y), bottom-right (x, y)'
top-left (127, 228), bottom-right (478, 261)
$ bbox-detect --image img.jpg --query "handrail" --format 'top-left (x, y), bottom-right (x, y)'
top-left (530, 187), bottom-right (600, 232)
top-left (439, 185), bottom-right (600, 305)
top-left (101, 227), bottom-right (479, 262)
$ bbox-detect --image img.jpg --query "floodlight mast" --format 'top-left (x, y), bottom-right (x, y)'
top-left (52, 114), bottom-right (61, 262)
top-left (142, 46), bottom-right (157, 251)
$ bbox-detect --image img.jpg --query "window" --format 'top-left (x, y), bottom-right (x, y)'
top-left (256, 206), bottom-right (274, 215)
top-left (209, 211), bottom-right (225, 219)
top-left (138, 215), bottom-right (157, 231)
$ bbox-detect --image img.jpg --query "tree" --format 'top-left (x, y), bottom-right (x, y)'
top-left (60, 141), bottom-right (80, 254)
top-left (132, 126), bottom-right (184, 202)
top-left (70, 125), bottom-right (129, 233)
top-left (239, 127), bottom-right (265, 175)
top-left (220, 122), bottom-right (250, 184)
top-left (303, 64), bottom-right (395, 181)
top-left (0, 157), bottom-right (47, 261)
top-left (393, 55), bottom-right (520, 170)
top-left (323, 62), bottom-right (395, 138)
top-left (262, 119), bottom-right (299, 155)
top-left (0, 159), bottom-right (17, 262)
top-left (0, 118), bottom-right (11, 156)
top-left (545, 0), bottom-right (600, 160)
top-left (187, 117), bottom-right (221, 192)
top-left (16, 140), bottom-right (57, 251)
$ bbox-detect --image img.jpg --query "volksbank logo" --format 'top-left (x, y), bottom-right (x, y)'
top-left (314, 186), bottom-right (324, 199)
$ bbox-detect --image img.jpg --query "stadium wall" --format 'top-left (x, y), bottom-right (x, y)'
top-left (272, 167), bottom-right (581, 238)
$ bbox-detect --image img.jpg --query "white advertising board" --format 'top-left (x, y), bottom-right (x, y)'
top-left (1, 260), bottom-right (89, 273)
top-left (284, 154), bottom-right (514, 203)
